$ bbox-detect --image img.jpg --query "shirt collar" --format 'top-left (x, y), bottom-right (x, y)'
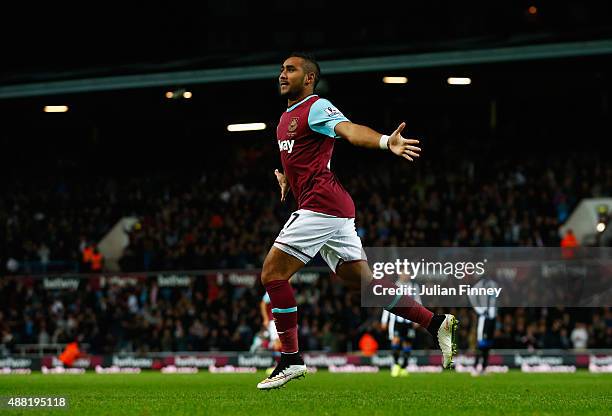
top-left (286, 94), bottom-right (318, 112)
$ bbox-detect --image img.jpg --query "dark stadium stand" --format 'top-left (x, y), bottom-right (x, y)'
top-left (1, 144), bottom-right (611, 355)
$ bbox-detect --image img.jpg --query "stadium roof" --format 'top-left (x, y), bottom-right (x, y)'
top-left (2, 1), bottom-right (612, 96)
top-left (1, 39), bottom-right (612, 98)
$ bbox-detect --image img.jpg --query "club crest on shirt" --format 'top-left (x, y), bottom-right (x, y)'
top-left (288, 117), bottom-right (299, 132)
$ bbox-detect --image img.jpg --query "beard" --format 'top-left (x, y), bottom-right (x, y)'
top-left (279, 86), bottom-right (298, 99)
top-left (279, 79), bottom-right (305, 99)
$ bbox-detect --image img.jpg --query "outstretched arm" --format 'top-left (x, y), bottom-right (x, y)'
top-left (334, 121), bottom-right (421, 162)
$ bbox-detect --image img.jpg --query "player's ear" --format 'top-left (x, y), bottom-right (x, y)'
top-left (305, 72), bottom-right (315, 86)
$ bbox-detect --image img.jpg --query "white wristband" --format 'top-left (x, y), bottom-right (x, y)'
top-left (379, 134), bottom-right (390, 150)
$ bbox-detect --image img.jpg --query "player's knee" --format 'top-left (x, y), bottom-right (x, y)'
top-left (361, 265), bottom-right (373, 281)
top-left (337, 260), bottom-right (370, 285)
top-left (261, 252), bottom-right (276, 284)
top-left (260, 264), bottom-right (274, 285)
top-left (261, 261), bottom-right (285, 285)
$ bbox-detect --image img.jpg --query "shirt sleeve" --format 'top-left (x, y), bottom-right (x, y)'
top-left (308, 98), bottom-right (350, 138)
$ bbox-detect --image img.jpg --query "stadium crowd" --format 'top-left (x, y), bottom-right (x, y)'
top-left (1, 140), bottom-right (611, 354)
top-left (3, 145), bottom-right (610, 274)
top-left (1, 273), bottom-right (611, 355)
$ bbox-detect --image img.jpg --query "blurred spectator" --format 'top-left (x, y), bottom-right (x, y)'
top-left (320, 322), bottom-right (339, 352)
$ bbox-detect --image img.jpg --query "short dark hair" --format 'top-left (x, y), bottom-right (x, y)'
top-left (287, 52), bottom-right (321, 88)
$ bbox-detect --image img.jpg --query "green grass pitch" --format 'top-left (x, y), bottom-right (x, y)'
top-left (1, 371), bottom-right (611, 415)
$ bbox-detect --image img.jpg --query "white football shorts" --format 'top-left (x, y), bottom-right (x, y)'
top-left (273, 209), bottom-right (366, 272)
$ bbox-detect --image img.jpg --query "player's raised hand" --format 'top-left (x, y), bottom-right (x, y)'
top-left (274, 169), bottom-right (289, 202)
top-left (388, 122), bottom-right (421, 162)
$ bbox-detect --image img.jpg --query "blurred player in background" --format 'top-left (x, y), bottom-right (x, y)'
top-left (381, 280), bottom-right (421, 377)
top-left (381, 310), bottom-right (417, 377)
top-left (257, 52), bottom-right (458, 390)
top-left (260, 292), bottom-right (281, 353)
top-left (468, 278), bottom-right (498, 376)
top-left (260, 291), bottom-right (282, 375)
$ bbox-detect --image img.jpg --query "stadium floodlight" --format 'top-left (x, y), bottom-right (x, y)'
top-left (447, 77), bottom-right (472, 85)
top-left (596, 222), bottom-right (606, 233)
top-left (227, 123), bottom-right (266, 132)
top-left (383, 76), bottom-right (408, 84)
top-left (165, 88), bottom-right (192, 99)
top-left (44, 105), bottom-right (68, 112)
